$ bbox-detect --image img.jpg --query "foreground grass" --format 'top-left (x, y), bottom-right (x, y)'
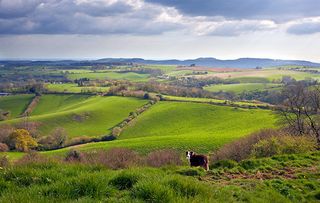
top-left (0, 94), bottom-right (33, 118)
top-left (0, 151), bottom-right (319, 202)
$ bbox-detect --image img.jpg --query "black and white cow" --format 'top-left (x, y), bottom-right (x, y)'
top-left (186, 151), bottom-right (209, 171)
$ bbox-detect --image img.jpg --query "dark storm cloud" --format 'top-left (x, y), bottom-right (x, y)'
top-left (0, 0), bottom-right (320, 36)
top-left (0, 0), bottom-right (182, 35)
top-left (146, 0), bottom-right (320, 22)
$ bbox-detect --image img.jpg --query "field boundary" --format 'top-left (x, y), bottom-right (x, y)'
top-left (162, 96), bottom-right (273, 110)
top-left (20, 95), bottom-right (41, 117)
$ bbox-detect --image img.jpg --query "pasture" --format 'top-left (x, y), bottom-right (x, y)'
top-left (45, 83), bottom-right (110, 93)
top-left (0, 94), bottom-right (33, 118)
top-left (2, 95), bottom-right (147, 139)
top-left (42, 101), bottom-right (277, 155)
top-left (67, 71), bottom-right (151, 81)
top-left (204, 83), bottom-right (282, 94)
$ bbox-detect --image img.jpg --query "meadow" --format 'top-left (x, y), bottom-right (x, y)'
top-left (67, 71), bottom-right (151, 81)
top-left (204, 83), bottom-right (283, 94)
top-left (45, 83), bottom-right (110, 93)
top-left (0, 94), bottom-right (34, 118)
top-left (38, 101), bottom-right (277, 156)
top-left (2, 95), bottom-right (147, 138)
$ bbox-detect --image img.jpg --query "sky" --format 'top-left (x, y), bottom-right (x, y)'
top-left (0, 0), bottom-right (320, 61)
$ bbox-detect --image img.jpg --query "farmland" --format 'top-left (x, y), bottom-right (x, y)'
top-left (204, 83), bottom-right (282, 94)
top-left (45, 83), bottom-right (110, 93)
top-left (0, 94), bottom-right (33, 118)
top-left (2, 95), bottom-right (147, 138)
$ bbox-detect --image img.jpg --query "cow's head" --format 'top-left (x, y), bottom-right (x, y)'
top-left (186, 151), bottom-right (194, 160)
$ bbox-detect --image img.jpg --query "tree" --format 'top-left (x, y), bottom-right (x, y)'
top-left (9, 129), bottom-right (38, 152)
top-left (279, 82), bottom-right (320, 146)
top-left (39, 127), bottom-right (67, 150)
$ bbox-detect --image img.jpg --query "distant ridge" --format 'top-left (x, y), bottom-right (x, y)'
top-left (96, 57), bottom-right (320, 68)
top-left (1, 57), bottom-right (320, 68)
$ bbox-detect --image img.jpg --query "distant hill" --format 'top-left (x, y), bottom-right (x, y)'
top-left (96, 57), bottom-right (320, 68)
top-left (1, 57), bottom-right (320, 68)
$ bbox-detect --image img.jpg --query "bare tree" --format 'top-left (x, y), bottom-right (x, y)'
top-left (279, 82), bottom-right (320, 146)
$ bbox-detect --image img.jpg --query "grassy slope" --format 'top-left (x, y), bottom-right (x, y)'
top-left (43, 101), bottom-right (277, 155)
top-left (204, 83), bottom-right (282, 94)
top-left (67, 71), bottom-right (150, 81)
top-left (5, 95), bottom-right (147, 138)
top-left (0, 151), bottom-right (319, 202)
top-left (0, 94), bottom-right (33, 118)
top-left (120, 102), bottom-right (277, 148)
top-left (46, 83), bottom-right (110, 93)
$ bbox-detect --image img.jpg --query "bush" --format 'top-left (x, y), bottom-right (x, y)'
top-left (8, 129), bottom-right (38, 152)
top-left (0, 156), bottom-right (9, 168)
top-left (251, 135), bottom-right (317, 158)
top-left (0, 124), bottom-right (14, 143)
top-left (0, 143), bottom-right (9, 152)
top-left (146, 149), bottom-right (182, 167)
top-left (15, 152), bottom-right (53, 166)
top-left (109, 172), bottom-right (140, 190)
top-left (38, 127), bottom-right (67, 150)
top-left (104, 148), bottom-right (141, 169)
top-left (64, 136), bottom-right (93, 147)
top-left (65, 149), bottom-right (84, 162)
top-left (211, 129), bottom-right (281, 162)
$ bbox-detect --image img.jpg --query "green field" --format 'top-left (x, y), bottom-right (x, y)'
top-left (204, 83), bottom-right (282, 94)
top-left (2, 95), bottom-right (147, 138)
top-left (0, 94), bottom-right (33, 118)
top-left (41, 101), bottom-right (277, 155)
top-left (67, 71), bottom-right (151, 81)
top-left (46, 83), bottom-right (110, 93)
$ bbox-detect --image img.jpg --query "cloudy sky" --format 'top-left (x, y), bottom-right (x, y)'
top-left (0, 0), bottom-right (320, 61)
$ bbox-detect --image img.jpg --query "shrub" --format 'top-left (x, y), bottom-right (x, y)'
top-left (104, 148), bottom-right (141, 169)
top-left (146, 149), bottom-right (182, 167)
top-left (65, 149), bottom-right (84, 162)
top-left (64, 136), bottom-right (93, 147)
top-left (211, 129), bottom-right (280, 162)
top-left (8, 129), bottom-right (38, 152)
top-left (0, 124), bottom-right (14, 143)
top-left (109, 172), bottom-right (140, 190)
top-left (0, 156), bottom-right (9, 168)
top-left (111, 127), bottom-right (122, 137)
top-left (38, 127), bottom-right (67, 150)
top-left (251, 135), bottom-right (317, 158)
top-left (0, 143), bottom-right (9, 152)
top-left (15, 152), bottom-right (53, 166)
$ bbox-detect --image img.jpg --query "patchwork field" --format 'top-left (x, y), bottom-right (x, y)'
top-left (197, 69), bottom-right (320, 81)
top-left (2, 95), bottom-right (147, 138)
top-left (41, 101), bottom-right (277, 155)
top-left (204, 83), bottom-right (282, 94)
top-left (46, 83), bottom-right (110, 93)
top-left (67, 71), bottom-right (151, 81)
top-left (0, 94), bottom-right (33, 118)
